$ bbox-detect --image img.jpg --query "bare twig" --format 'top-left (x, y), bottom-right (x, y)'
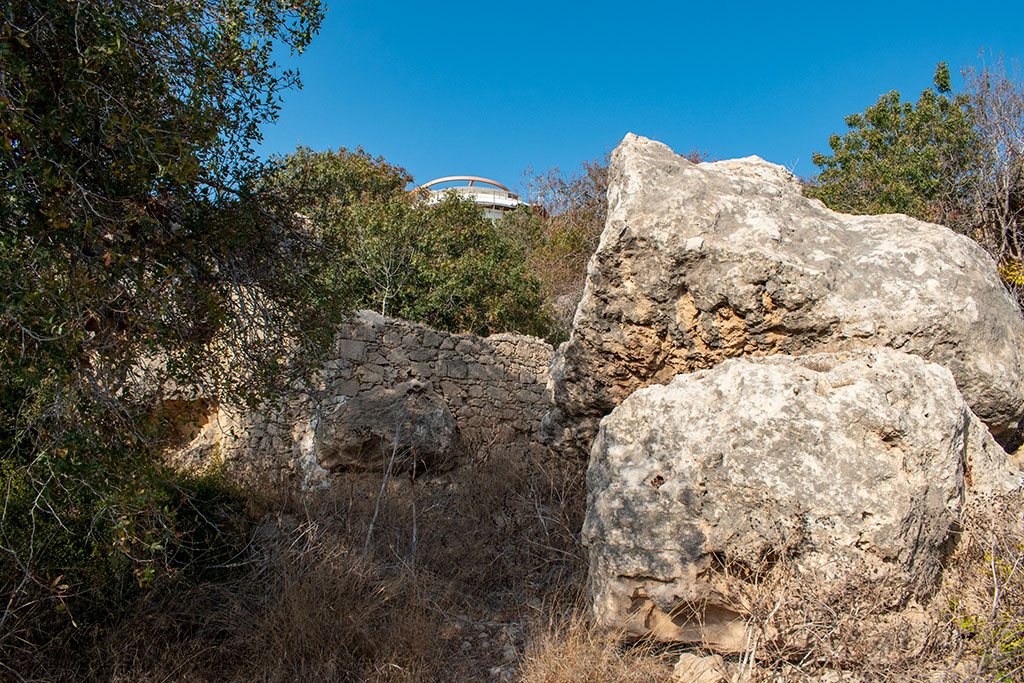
top-left (363, 425), bottom-right (400, 567)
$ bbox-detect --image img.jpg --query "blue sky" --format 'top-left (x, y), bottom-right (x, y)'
top-left (258, 0), bottom-right (1024, 194)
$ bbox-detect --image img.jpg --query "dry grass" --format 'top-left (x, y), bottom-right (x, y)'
top-left (939, 492), bottom-right (1024, 682)
top-left (74, 445), bottom-right (588, 682)
top-left (518, 606), bottom-right (672, 683)
top-left (103, 516), bottom-right (459, 682)
top-left (727, 556), bottom-right (936, 679)
top-left (692, 490), bottom-right (1024, 682)
top-left (12, 444), bottom-right (1024, 682)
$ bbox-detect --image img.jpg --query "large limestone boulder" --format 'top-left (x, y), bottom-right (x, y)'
top-left (313, 379), bottom-right (459, 474)
top-left (548, 134), bottom-right (1024, 454)
top-left (584, 349), bottom-right (1022, 651)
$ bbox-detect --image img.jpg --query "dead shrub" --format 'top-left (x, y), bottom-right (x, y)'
top-left (941, 491), bottom-right (1024, 682)
top-left (676, 491), bottom-right (1024, 682)
top-left (686, 517), bottom-right (950, 681)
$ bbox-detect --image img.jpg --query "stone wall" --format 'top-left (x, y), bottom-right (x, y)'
top-left (177, 310), bottom-right (555, 490)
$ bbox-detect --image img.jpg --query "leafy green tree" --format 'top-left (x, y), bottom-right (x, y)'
top-left (1, 0), bottom-right (328, 671)
top-left (806, 63), bottom-right (979, 228)
top-left (267, 147), bottom-right (555, 338)
top-left (397, 196), bottom-right (552, 337)
top-left (262, 146), bottom-right (415, 318)
top-left (266, 145), bottom-right (413, 216)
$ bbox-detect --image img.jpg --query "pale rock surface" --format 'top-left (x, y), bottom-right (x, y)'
top-left (313, 379), bottom-right (458, 473)
top-left (584, 348), bottom-right (1022, 650)
top-left (547, 134), bottom-right (1024, 455)
top-left (672, 653), bottom-right (728, 683)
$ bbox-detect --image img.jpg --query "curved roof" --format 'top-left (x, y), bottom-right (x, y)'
top-left (414, 175), bottom-right (513, 193)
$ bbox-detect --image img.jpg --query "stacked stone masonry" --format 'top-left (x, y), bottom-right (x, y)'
top-left (179, 310), bottom-right (555, 489)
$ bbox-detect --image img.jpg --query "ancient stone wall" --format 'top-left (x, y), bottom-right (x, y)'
top-left (178, 310), bottom-right (555, 490)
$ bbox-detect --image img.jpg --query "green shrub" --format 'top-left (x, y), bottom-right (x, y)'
top-left (266, 147), bottom-right (557, 339)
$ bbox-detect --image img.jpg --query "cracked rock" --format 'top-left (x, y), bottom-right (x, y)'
top-left (584, 348), bottom-right (1022, 650)
top-left (547, 134), bottom-right (1024, 456)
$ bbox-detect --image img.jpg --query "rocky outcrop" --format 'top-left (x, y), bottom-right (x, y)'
top-left (547, 134), bottom-right (1024, 454)
top-left (313, 380), bottom-right (458, 474)
top-left (175, 311), bottom-right (554, 490)
top-left (584, 348), bottom-right (1022, 650)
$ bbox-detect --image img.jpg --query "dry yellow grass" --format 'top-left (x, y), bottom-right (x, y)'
top-left (103, 518), bottom-right (459, 682)
top-left (90, 448), bottom-right (588, 682)
top-left (518, 606), bottom-right (671, 683)
top-left (9, 443), bottom-right (1024, 682)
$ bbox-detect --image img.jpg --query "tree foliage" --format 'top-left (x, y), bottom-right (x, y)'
top-left (806, 63), bottom-right (979, 228)
top-left (503, 155), bottom-right (610, 335)
top-left (266, 145), bottom-right (413, 214)
top-left (267, 147), bottom-right (554, 338)
top-left (1, 0), bottom-right (333, 399)
top-left (1, 0), bottom-right (329, 670)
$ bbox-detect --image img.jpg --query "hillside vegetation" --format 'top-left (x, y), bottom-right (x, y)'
top-left (2, 0), bottom-right (1024, 677)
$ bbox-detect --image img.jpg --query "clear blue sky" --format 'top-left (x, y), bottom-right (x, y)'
top-left (258, 0), bottom-right (1024, 194)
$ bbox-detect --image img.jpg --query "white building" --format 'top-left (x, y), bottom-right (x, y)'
top-left (413, 176), bottom-right (526, 221)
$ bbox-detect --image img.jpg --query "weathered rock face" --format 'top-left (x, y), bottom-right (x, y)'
top-left (548, 134), bottom-right (1024, 454)
top-left (313, 380), bottom-right (458, 473)
top-left (584, 349), bottom-right (1022, 650)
